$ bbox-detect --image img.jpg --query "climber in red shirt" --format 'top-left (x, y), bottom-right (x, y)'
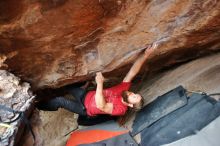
top-left (37, 43), bottom-right (158, 119)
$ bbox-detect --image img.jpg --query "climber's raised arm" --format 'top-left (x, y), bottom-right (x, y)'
top-left (123, 43), bottom-right (158, 82)
top-left (95, 72), bottom-right (113, 114)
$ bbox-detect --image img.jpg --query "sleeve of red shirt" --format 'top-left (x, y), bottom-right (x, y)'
top-left (105, 82), bottom-right (131, 93)
top-left (111, 104), bottom-right (127, 116)
top-left (108, 82), bottom-right (131, 116)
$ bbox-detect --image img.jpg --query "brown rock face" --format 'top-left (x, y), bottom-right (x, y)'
top-left (0, 0), bottom-right (220, 89)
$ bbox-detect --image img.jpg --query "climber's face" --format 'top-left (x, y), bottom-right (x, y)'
top-left (127, 91), bottom-right (142, 105)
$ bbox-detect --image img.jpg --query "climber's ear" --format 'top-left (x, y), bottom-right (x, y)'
top-left (128, 103), bottom-right (134, 108)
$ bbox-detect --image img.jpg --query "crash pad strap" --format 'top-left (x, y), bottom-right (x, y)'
top-left (0, 104), bottom-right (35, 140)
top-left (208, 93), bottom-right (220, 97)
top-left (0, 104), bottom-right (22, 124)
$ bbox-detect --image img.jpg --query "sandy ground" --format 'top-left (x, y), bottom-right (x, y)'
top-left (21, 53), bottom-right (220, 146)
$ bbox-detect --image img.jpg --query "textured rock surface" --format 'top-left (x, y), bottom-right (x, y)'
top-left (20, 109), bottom-right (77, 146)
top-left (0, 70), bottom-right (34, 146)
top-left (139, 53), bottom-right (220, 104)
top-left (0, 0), bottom-right (220, 89)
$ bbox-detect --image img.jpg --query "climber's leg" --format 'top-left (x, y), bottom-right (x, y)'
top-left (66, 85), bottom-right (87, 109)
top-left (37, 97), bottom-right (87, 115)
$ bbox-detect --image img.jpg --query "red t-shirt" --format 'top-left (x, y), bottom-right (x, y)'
top-left (84, 82), bottom-right (131, 116)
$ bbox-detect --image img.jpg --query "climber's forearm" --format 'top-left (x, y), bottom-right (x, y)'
top-left (94, 72), bottom-right (113, 114)
top-left (131, 54), bottom-right (149, 75)
top-left (95, 81), bottom-right (106, 109)
top-left (123, 53), bottom-right (149, 82)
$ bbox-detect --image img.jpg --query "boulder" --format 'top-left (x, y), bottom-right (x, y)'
top-left (0, 0), bottom-right (220, 89)
top-left (0, 70), bottom-right (34, 146)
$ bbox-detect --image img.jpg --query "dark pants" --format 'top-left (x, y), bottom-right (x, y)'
top-left (37, 86), bottom-right (116, 125)
top-left (37, 87), bottom-right (87, 115)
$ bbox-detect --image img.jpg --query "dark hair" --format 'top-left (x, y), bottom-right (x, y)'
top-left (118, 90), bottom-right (144, 126)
